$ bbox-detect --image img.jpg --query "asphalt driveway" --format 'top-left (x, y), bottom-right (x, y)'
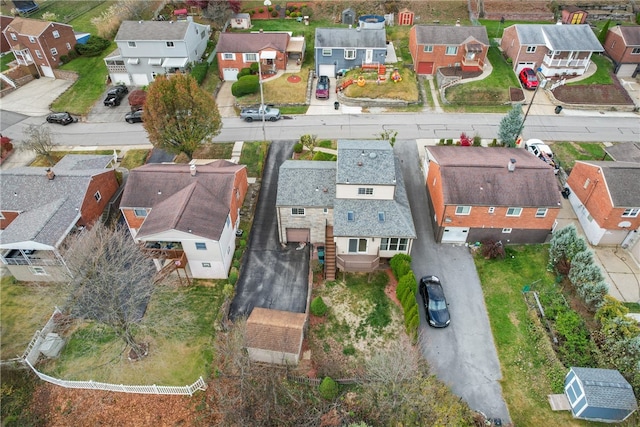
top-left (229, 140), bottom-right (310, 319)
top-left (395, 140), bottom-right (511, 423)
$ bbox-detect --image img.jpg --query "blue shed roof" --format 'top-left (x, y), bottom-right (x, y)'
top-left (570, 367), bottom-right (638, 413)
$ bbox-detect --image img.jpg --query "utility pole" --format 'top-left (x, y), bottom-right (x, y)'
top-left (256, 53), bottom-right (266, 142)
top-left (516, 68), bottom-right (544, 142)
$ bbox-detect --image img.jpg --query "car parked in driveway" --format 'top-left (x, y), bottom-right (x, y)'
top-left (125, 109), bottom-right (143, 123)
top-left (103, 85), bottom-right (129, 107)
top-left (518, 68), bottom-right (539, 90)
top-left (46, 112), bottom-right (77, 125)
top-left (419, 275), bottom-right (450, 328)
top-left (315, 75), bottom-right (329, 99)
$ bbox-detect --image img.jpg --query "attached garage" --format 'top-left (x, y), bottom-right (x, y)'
top-left (110, 73), bottom-right (131, 85)
top-left (222, 68), bottom-right (239, 81)
top-left (40, 65), bottom-right (54, 78)
top-left (516, 62), bottom-right (535, 74)
top-left (318, 64), bottom-right (335, 78)
top-left (286, 228), bottom-right (310, 243)
top-left (615, 63), bottom-right (639, 78)
top-left (132, 73), bottom-right (149, 86)
top-left (417, 62), bottom-right (434, 75)
top-left (441, 227), bottom-right (469, 244)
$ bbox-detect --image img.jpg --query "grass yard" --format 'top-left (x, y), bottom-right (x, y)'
top-left (192, 143), bottom-right (234, 160)
top-left (568, 54), bottom-right (613, 86)
top-left (67, 0), bottom-right (118, 35)
top-left (550, 142), bottom-right (608, 172)
top-left (1, 52), bottom-right (15, 72)
top-left (343, 67), bottom-right (420, 102)
top-left (240, 141), bottom-right (269, 177)
top-left (118, 149), bottom-right (149, 170)
top-left (29, 0), bottom-right (110, 26)
top-left (235, 68), bottom-right (311, 106)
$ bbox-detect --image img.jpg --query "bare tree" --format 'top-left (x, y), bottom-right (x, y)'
top-left (21, 125), bottom-right (58, 166)
top-left (62, 223), bottom-right (157, 360)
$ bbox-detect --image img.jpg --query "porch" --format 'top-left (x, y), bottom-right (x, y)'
top-left (138, 241), bottom-right (184, 260)
top-left (1, 249), bottom-right (65, 266)
top-left (336, 254), bottom-right (380, 272)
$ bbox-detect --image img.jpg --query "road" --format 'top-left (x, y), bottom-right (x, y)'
top-left (2, 111), bottom-right (639, 145)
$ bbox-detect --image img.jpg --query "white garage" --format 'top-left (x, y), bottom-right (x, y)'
top-left (616, 63), bottom-right (639, 78)
top-left (222, 68), bottom-right (239, 81)
top-left (40, 65), bottom-right (54, 78)
top-left (441, 227), bottom-right (470, 244)
top-left (132, 73), bottom-right (149, 86)
top-left (516, 62), bottom-right (535, 74)
top-left (110, 73), bottom-right (131, 85)
top-left (318, 64), bottom-right (335, 78)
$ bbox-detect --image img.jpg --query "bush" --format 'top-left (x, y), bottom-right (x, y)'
top-left (228, 268), bottom-right (238, 285)
top-left (490, 138), bottom-right (498, 146)
top-left (237, 68), bottom-right (252, 79)
top-left (389, 253), bottom-right (412, 279)
top-left (268, 6), bottom-right (273, 12)
top-left (271, 10), bottom-right (278, 17)
top-left (190, 61), bottom-right (209, 85)
top-left (438, 138), bottom-right (445, 145)
top-left (445, 138), bottom-right (453, 145)
top-left (60, 55), bottom-right (69, 64)
top-left (293, 143), bottom-right (303, 153)
top-left (250, 62), bottom-right (259, 74)
top-left (480, 239), bottom-right (505, 259)
top-left (312, 152), bottom-right (336, 161)
top-left (231, 75), bottom-right (259, 97)
top-left (258, 8), bottom-right (263, 13)
top-left (459, 132), bottom-right (472, 146)
top-left (342, 344), bottom-right (355, 356)
top-left (318, 377), bottom-right (339, 400)
top-left (310, 296), bottom-right (328, 316)
top-left (75, 36), bottom-right (110, 57)
top-left (473, 135), bottom-right (482, 146)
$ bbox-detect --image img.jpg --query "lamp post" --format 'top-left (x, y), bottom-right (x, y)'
top-left (256, 52), bottom-right (266, 142)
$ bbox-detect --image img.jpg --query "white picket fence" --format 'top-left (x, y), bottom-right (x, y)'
top-left (24, 358), bottom-right (207, 396)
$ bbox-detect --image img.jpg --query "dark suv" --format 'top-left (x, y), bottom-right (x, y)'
top-left (125, 109), bottom-right (143, 123)
top-left (103, 85), bottom-right (129, 107)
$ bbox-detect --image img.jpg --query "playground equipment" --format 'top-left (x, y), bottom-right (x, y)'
top-left (391, 69), bottom-right (402, 83)
top-left (336, 78), bottom-right (354, 92)
top-left (362, 63), bottom-right (387, 80)
top-left (357, 75), bottom-right (366, 86)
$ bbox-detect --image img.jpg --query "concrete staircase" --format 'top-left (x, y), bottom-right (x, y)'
top-left (324, 226), bottom-right (336, 281)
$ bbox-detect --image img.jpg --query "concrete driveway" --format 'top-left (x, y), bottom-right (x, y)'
top-left (0, 77), bottom-right (73, 116)
top-left (394, 139), bottom-right (511, 423)
top-left (86, 86), bottom-right (134, 123)
top-left (229, 140), bottom-right (310, 319)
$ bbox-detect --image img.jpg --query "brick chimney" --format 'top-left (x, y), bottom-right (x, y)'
top-left (190, 164), bottom-right (197, 177)
top-left (508, 158), bottom-right (516, 172)
top-left (46, 168), bottom-right (55, 180)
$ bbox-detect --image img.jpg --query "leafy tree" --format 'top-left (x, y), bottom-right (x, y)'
top-left (300, 134), bottom-right (317, 152)
top-left (20, 125), bottom-right (58, 166)
top-left (377, 129), bottom-right (398, 147)
top-left (318, 377), bottom-right (339, 400)
top-left (549, 225), bottom-right (587, 273)
top-left (598, 19), bottom-right (611, 44)
top-left (202, 0), bottom-right (241, 28)
top-left (498, 104), bottom-right (523, 147)
top-left (143, 73), bottom-right (221, 159)
top-left (310, 296), bottom-right (328, 316)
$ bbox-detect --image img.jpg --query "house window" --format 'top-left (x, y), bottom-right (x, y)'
top-left (526, 46), bottom-right (536, 53)
top-left (94, 191), bottom-right (101, 202)
top-left (202, 262), bottom-right (211, 268)
top-left (29, 266), bottom-right (47, 275)
top-left (35, 50), bottom-right (42, 59)
top-left (52, 30), bottom-right (60, 39)
top-left (291, 208), bottom-right (305, 216)
top-left (502, 228), bottom-right (512, 233)
top-left (378, 212), bottom-right (385, 222)
top-left (622, 208), bottom-right (640, 218)
top-left (223, 53), bottom-right (235, 60)
top-left (506, 207), bottom-right (522, 217)
top-left (536, 208), bottom-right (548, 217)
top-left (66, 42), bottom-right (71, 50)
top-left (195, 242), bottom-right (207, 250)
top-left (322, 48), bottom-right (332, 56)
top-left (583, 178), bottom-right (590, 189)
top-left (423, 45), bottom-right (433, 53)
top-left (29, 36), bottom-right (36, 43)
top-left (0, 212), bottom-right (4, 219)
top-left (128, 41), bottom-right (136, 48)
top-left (344, 49), bottom-right (356, 60)
top-left (445, 46), bottom-right (458, 55)
top-left (348, 238), bottom-right (367, 253)
top-left (226, 216), bottom-right (231, 227)
top-left (50, 47), bottom-right (58, 56)
top-left (347, 211), bottom-right (355, 221)
top-left (10, 33), bottom-right (17, 41)
top-left (244, 53), bottom-right (257, 62)
top-left (133, 208), bottom-right (147, 217)
top-left (323, 208), bottom-right (328, 214)
top-left (455, 206), bottom-right (471, 215)
top-left (488, 207), bottom-right (495, 214)
top-left (358, 187), bottom-right (373, 195)
top-left (166, 41), bottom-right (174, 48)
top-left (380, 238), bottom-right (408, 251)
top-left (632, 48), bottom-right (640, 55)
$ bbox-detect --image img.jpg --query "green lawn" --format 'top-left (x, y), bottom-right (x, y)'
top-left (119, 149), bottom-right (150, 170)
top-left (568, 54), bottom-right (613, 86)
top-left (551, 142), bottom-right (608, 172)
top-left (30, 0), bottom-right (109, 25)
top-left (241, 141), bottom-right (269, 176)
top-left (1, 52), bottom-right (15, 72)
top-left (68, 0), bottom-right (118, 35)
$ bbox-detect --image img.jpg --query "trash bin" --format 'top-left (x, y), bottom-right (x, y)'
top-left (561, 187), bottom-right (571, 199)
top-left (554, 105), bottom-right (563, 114)
top-left (334, 101), bottom-right (340, 110)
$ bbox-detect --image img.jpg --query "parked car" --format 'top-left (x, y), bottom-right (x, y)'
top-left (419, 275), bottom-right (450, 328)
top-left (316, 75), bottom-right (330, 99)
top-left (525, 139), bottom-right (559, 173)
top-left (46, 112), bottom-right (77, 125)
top-left (103, 85), bottom-right (129, 107)
top-left (518, 68), bottom-right (539, 90)
top-left (125, 109), bottom-right (143, 123)
top-left (240, 105), bottom-right (281, 122)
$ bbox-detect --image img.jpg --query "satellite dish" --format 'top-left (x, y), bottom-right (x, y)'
top-left (618, 221), bottom-right (632, 228)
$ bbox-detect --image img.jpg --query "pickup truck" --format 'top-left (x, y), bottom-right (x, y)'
top-left (525, 139), bottom-right (559, 174)
top-left (240, 105), bottom-right (281, 122)
top-left (103, 85), bottom-right (129, 107)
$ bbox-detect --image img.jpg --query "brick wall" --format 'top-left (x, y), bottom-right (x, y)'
top-left (78, 171), bottom-right (119, 227)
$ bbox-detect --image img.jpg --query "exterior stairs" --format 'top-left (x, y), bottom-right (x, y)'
top-left (324, 226), bottom-right (336, 281)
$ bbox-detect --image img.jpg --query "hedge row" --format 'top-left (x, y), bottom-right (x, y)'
top-left (391, 254), bottom-right (419, 342)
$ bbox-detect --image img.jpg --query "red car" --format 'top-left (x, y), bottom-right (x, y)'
top-left (518, 68), bottom-right (539, 90)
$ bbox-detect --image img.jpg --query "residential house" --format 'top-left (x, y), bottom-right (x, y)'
top-left (0, 155), bottom-right (118, 282)
top-left (276, 140), bottom-right (416, 278)
top-left (409, 25), bottom-right (489, 75)
top-left (562, 6), bottom-right (588, 24)
top-left (104, 18), bottom-right (211, 86)
top-left (500, 24), bottom-right (603, 77)
top-left (603, 25), bottom-right (640, 77)
top-left (120, 161), bottom-right (248, 279)
top-left (230, 13), bottom-right (251, 30)
top-left (604, 141), bottom-right (640, 163)
top-left (1, 15), bottom-right (14, 54)
top-left (314, 28), bottom-right (387, 78)
top-left (215, 31), bottom-right (296, 81)
top-left (2, 16), bottom-right (76, 78)
top-left (564, 367), bottom-right (638, 422)
top-left (565, 160), bottom-right (640, 246)
top-left (423, 146), bottom-right (562, 244)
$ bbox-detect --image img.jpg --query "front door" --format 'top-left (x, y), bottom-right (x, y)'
top-left (365, 49), bottom-right (373, 64)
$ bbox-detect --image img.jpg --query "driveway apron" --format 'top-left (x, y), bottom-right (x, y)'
top-left (395, 140), bottom-right (511, 423)
top-left (229, 140), bottom-right (310, 319)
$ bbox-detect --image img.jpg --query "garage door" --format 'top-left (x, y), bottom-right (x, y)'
top-left (417, 62), bottom-right (434, 74)
top-left (516, 62), bottom-right (535, 74)
top-left (441, 227), bottom-right (469, 244)
top-left (223, 68), bottom-right (239, 81)
top-left (286, 228), bottom-right (310, 243)
top-left (132, 74), bottom-right (149, 86)
top-left (616, 63), bottom-right (639, 78)
top-left (318, 64), bottom-right (335, 78)
top-left (40, 65), bottom-right (54, 78)
top-left (110, 73), bottom-right (131, 85)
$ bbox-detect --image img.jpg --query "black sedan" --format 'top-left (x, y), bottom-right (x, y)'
top-left (46, 112), bottom-right (77, 125)
top-left (419, 275), bottom-right (450, 328)
top-left (125, 109), bottom-right (143, 123)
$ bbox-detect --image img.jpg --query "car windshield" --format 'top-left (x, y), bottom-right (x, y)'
top-left (429, 299), bottom-right (447, 311)
top-left (317, 83), bottom-right (328, 90)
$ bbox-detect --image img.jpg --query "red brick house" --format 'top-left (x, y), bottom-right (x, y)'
top-left (565, 161), bottom-right (640, 246)
top-left (2, 16), bottom-right (76, 78)
top-left (603, 25), bottom-right (640, 77)
top-left (409, 25), bottom-right (489, 75)
top-left (423, 146), bottom-right (562, 244)
top-left (0, 15), bottom-right (14, 54)
top-left (215, 32), bottom-right (291, 81)
top-left (120, 161), bottom-right (248, 279)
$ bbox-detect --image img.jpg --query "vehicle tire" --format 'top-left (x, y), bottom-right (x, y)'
top-left (269, 116), bottom-right (277, 122)
top-left (245, 117), bottom-right (253, 122)
top-left (115, 100), bottom-right (120, 106)
top-left (126, 119), bottom-right (133, 124)
top-left (46, 118), bottom-right (53, 123)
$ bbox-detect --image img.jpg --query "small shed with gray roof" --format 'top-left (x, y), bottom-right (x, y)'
top-left (314, 28), bottom-right (387, 77)
top-left (564, 367), bottom-right (638, 422)
top-left (245, 307), bottom-right (307, 365)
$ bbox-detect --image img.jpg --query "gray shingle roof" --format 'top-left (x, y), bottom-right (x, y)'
top-left (0, 155), bottom-right (114, 249)
top-left (570, 367), bottom-right (638, 412)
top-left (512, 24), bottom-right (603, 51)
top-left (578, 161), bottom-right (640, 206)
top-left (413, 25), bottom-right (489, 46)
top-left (315, 28), bottom-right (386, 49)
top-left (604, 142), bottom-right (640, 164)
top-left (336, 140), bottom-right (396, 185)
top-left (427, 146), bottom-right (562, 207)
top-left (115, 20), bottom-right (204, 41)
top-left (616, 25), bottom-right (640, 46)
top-left (216, 32), bottom-right (289, 53)
top-left (276, 161), bottom-right (336, 207)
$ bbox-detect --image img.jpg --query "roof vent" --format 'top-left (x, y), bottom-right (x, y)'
top-left (369, 152), bottom-right (377, 159)
top-left (46, 168), bottom-right (55, 180)
top-left (190, 164), bottom-right (197, 176)
top-left (357, 161), bottom-right (363, 166)
top-left (508, 158), bottom-right (516, 172)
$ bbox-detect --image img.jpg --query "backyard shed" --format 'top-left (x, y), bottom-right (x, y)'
top-left (245, 307), bottom-right (306, 365)
top-left (564, 367), bottom-right (638, 422)
top-left (341, 8), bottom-right (355, 26)
top-left (398, 8), bottom-right (414, 26)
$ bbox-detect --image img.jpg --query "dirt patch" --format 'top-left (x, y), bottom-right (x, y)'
top-left (439, 68), bottom-right (483, 79)
top-left (510, 87), bottom-right (525, 102)
top-left (553, 78), bottom-right (634, 106)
